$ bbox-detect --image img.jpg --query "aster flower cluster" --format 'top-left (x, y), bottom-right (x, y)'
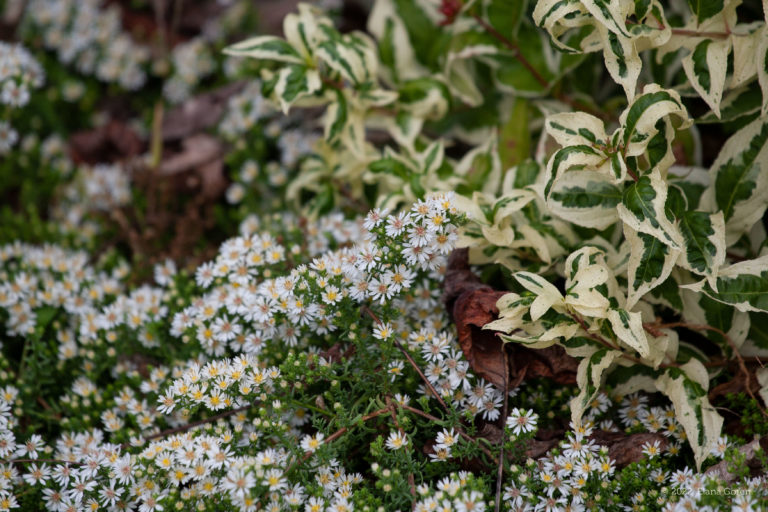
top-left (163, 38), bottom-right (216, 104)
top-left (22, 0), bottom-right (149, 90)
top-left (218, 81), bottom-right (319, 209)
top-left (0, 42), bottom-right (44, 154)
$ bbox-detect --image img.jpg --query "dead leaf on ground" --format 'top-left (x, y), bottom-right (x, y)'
top-left (70, 120), bottom-right (145, 164)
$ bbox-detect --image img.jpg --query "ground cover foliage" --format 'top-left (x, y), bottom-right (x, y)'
top-left (1, 0), bottom-right (768, 510)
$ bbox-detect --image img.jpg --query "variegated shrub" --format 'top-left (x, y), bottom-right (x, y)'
top-left (224, 0), bottom-right (768, 472)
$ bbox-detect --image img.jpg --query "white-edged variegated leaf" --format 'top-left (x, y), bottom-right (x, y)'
top-left (315, 31), bottom-right (378, 86)
top-left (272, 66), bottom-right (323, 113)
top-left (617, 168), bottom-right (684, 250)
top-left (570, 348), bottom-right (623, 425)
top-left (513, 271), bottom-right (564, 320)
top-left (564, 247), bottom-right (613, 318)
top-left (698, 82), bottom-right (763, 124)
top-left (580, 0), bottom-right (632, 39)
top-left (546, 171), bottom-right (622, 230)
top-left (282, 4), bottom-right (332, 60)
top-left (368, 0), bottom-right (427, 83)
top-left (686, 0), bottom-right (726, 25)
top-left (655, 361), bottom-right (724, 471)
top-left (619, 85), bottom-right (691, 158)
top-left (607, 308), bottom-right (650, 358)
top-left (685, 255), bottom-right (768, 313)
top-left (758, 25), bottom-right (768, 117)
top-left (682, 38), bottom-right (730, 118)
top-left (546, 112), bottom-right (608, 147)
top-left (532, 0), bottom-right (590, 52)
top-left (224, 36), bottom-right (305, 64)
top-left (595, 23), bottom-right (642, 100)
top-left (606, 362), bottom-right (662, 396)
top-left (484, 293), bottom-right (532, 333)
top-left (701, 117), bottom-right (768, 244)
top-left (757, 367), bottom-right (768, 406)
top-left (731, 25), bottom-right (763, 89)
top-left (398, 78), bottom-right (451, 120)
top-left (543, 145), bottom-right (604, 199)
top-left (678, 210), bottom-right (726, 287)
top-left (624, 223), bottom-right (680, 310)
top-left (681, 289), bottom-right (750, 351)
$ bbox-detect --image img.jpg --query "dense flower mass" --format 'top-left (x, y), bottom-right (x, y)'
top-left (3, 0), bottom-right (768, 510)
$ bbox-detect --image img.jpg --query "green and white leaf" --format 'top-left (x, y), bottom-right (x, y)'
top-left (272, 66), bottom-right (323, 113)
top-left (682, 38), bottom-right (730, 118)
top-left (546, 112), bottom-right (608, 147)
top-left (619, 84), bottom-right (691, 158)
top-left (758, 24), bottom-right (768, 117)
top-left (730, 25), bottom-right (763, 88)
top-left (514, 271), bottom-right (565, 320)
top-left (617, 169), bottom-right (684, 250)
top-left (571, 347), bottom-right (624, 426)
top-left (607, 308), bottom-right (651, 358)
top-left (624, 223), bottom-right (680, 310)
top-left (655, 362), bottom-right (724, 471)
top-left (543, 145), bottom-right (604, 199)
top-left (685, 255), bottom-right (768, 313)
top-left (546, 171), bottom-right (622, 230)
top-left (368, 0), bottom-right (428, 83)
top-left (686, 0), bottom-right (725, 25)
top-left (700, 117), bottom-right (768, 244)
top-left (677, 210), bottom-right (726, 287)
top-left (224, 36), bottom-right (305, 64)
top-left (697, 82), bottom-right (763, 124)
top-left (596, 23), bottom-right (642, 100)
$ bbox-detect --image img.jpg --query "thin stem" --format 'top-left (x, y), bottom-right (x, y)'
top-left (494, 349), bottom-right (509, 512)
top-left (471, 14), bottom-right (550, 89)
top-left (142, 401), bottom-right (257, 443)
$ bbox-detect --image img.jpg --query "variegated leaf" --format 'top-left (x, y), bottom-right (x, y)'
top-left (514, 271), bottom-right (564, 320)
top-left (596, 23), bottom-right (642, 100)
top-left (543, 145), bottom-right (604, 199)
top-left (223, 36), bottom-right (304, 64)
top-left (607, 308), bottom-right (650, 358)
top-left (547, 171), bottom-right (622, 230)
top-left (624, 223), bottom-right (680, 310)
top-left (686, 255), bottom-right (768, 313)
top-left (677, 210), bottom-right (726, 287)
top-left (682, 38), bottom-right (730, 118)
top-left (702, 117), bottom-right (768, 244)
top-left (686, 0), bottom-right (725, 24)
top-left (571, 348), bottom-right (623, 425)
top-left (617, 169), bottom-right (684, 250)
top-left (619, 85), bottom-right (691, 158)
top-left (758, 25), bottom-right (768, 117)
top-left (545, 112), bottom-right (608, 147)
top-left (655, 362), bottom-right (724, 471)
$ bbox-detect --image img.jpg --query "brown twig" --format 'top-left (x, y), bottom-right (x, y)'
top-left (142, 401), bottom-right (257, 443)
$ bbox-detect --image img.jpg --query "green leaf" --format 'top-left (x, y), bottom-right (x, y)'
top-left (499, 98), bottom-right (530, 169)
top-left (655, 362), bottom-right (723, 471)
top-left (697, 82), bottom-right (762, 124)
top-left (485, 0), bottom-right (528, 38)
top-left (397, 78), bottom-right (452, 120)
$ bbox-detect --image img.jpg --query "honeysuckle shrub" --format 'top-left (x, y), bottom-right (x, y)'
top-left (1, 0), bottom-right (768, 511)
